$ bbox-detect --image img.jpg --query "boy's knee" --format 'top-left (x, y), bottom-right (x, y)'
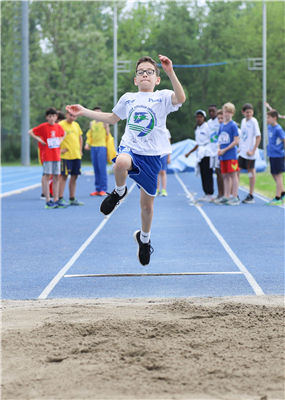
top-left (141, 202), bottom-right (154, 214)
top-left (114, 155), bottom-right (132, 172)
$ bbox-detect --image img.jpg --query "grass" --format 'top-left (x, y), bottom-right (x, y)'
top-left (239, 169), bottom-right (285, 199)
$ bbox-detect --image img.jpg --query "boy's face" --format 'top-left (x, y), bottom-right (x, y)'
top-left (208, 107), bottom-right (217, 120)
top-left (66, 112), bottom-right (76, 123)
top-left (223, 108), bottom-right (234, 122)
top-left (267, 115), bottom-right (277, 126)
top-left (134, 61), bottom-right (160, 92)
top-left (243, 109), bottom-right (254, 121)
top-left (217, 114), bottom-right (223, 124)
top-left (46, 114), bottom-right (58, 125)
top-left (195, 114), bottom-right (205, 126)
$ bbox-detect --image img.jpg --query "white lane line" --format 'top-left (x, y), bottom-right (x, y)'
top-left (65, 272), bottom-right (243, 278)
top-left (239, 185), bottom-right (285, 209)
top-left (38, 182), bottom-right (136, 299)
top-left (1, 183), bottom-right (41, 198)
top-left (175, 173), bottom-right (264, 296)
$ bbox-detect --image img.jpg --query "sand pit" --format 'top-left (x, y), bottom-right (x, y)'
top-left (1, 295), bottom-right (284, 400)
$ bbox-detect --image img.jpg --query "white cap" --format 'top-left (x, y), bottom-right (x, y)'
top-left (195, 109), bottom-right (206, 117)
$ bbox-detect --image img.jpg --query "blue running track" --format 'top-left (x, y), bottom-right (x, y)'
top-left (1, 167), bottom-right (284, 300)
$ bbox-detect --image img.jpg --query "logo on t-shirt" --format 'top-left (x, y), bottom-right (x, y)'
top-left (127, 106), bottom-right (156, 137)
top-left (149, 98), bottom-right (162, 103)
top-left (210, 132), bottom-right (218, 143)
top-left (218, 131), bottom-right (230, 144)
top-left (51, 130), bottom-right (56, 138)
top-left (241, 129), bottom-right (248, 141)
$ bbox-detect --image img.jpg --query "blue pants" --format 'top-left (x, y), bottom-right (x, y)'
top-left (91, 147), bottom-right (107, 192)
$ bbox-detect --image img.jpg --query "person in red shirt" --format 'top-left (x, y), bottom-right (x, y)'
top-left (29, 107), bottom-right (66, 209)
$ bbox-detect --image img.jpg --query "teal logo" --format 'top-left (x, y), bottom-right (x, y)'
top-left (127, 107), bottom-right (155, 137)
top-left (210, 131), bottom-right (218, 143)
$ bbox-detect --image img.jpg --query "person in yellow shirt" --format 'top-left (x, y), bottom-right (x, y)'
top-left (58, 111), bottom-right (84, 206)
top-left (84, 106), bottom-right (110, 196)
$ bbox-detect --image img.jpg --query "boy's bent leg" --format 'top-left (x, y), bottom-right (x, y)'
top-left (113, 153), bottom-right (133, 186)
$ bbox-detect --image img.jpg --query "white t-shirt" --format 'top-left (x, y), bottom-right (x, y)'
top-left (166, 128), bottom-right (171, 139)
top-left (239, 117), bottom-right (261, 160)
top-left (208, 117), bottom-right (220, 157)
top-left (113, 90), bottom-right (181, 157)
top-left (195, 121), bottom-right (212, 158)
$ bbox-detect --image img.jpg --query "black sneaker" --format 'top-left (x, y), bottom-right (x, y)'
top-left (242, 194), bottom-right (255, 204)
top-left (133, 230), bottom-right (154, 266)
top-left (100, 187), bottom-right (128, 215)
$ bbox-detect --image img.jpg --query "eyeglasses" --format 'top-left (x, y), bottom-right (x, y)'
top-left (136, 69), bottom-right (156, 76)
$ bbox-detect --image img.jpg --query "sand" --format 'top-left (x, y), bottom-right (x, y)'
top-left (1, 295), bottom-right (284, 400)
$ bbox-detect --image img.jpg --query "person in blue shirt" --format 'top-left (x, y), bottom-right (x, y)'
top-left (265, 109), bottom-right (285, 206)
top-left (216, 102), bottom-right (240, 206)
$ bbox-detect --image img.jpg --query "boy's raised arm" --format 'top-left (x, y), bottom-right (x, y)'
top-left (158, 55), bottom-right (186, 106)
top-left (65, 105), bottom-right (120, 125)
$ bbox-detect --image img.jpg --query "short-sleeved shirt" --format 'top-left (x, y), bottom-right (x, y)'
top-left (59, 120), bottom-right (83, 160)
top-left (208, 117), bottom-right (220, 156)
top-left (218, 120), bottom-right (239, 161)
top-left (195, 122), bottom-right (212, 157)
top-left (86, 121), bottom-right (107, 147)
top-left (113, 90), bottom-right (182, 157)
top-left (32, 122), bottom-right (65, 162)
top-left (267, 124), bottom-right (285, 157)
top-left (239, 117), bottom-right (261, 160)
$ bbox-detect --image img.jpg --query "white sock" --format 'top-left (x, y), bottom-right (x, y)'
top-left (115, 185), bottom-right (126, 196)
top-left (140, 230), bottom-right (150, 244)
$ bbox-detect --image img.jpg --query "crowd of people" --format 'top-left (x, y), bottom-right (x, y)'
top-left (29, 54), bottom-right (284, 266)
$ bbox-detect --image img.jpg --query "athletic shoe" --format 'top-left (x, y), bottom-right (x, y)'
top-left (242, 194), bottom-right (255, 204)
top-left (69, 198), bottom-right (84, 206)
top-left (100, 187), bottom-right (128, 215)
top-left (156, 189), bottom-right (160, 197)
top-left (197, 194), bottom-right (215, 202)
top-left (133, 230), bottom-right (154, 266)
top-left (213, 195), bottom-right (223, 204)
top-left (281, 194), bottom-right (285, 203)
top-left (90, 191), bottom-right (99, 196)
top-left (215, 197), bottom-right (229, 205)
top-left (40, 193), bottom-right (45, 200)
top-left (98, 191), bottom-right (107, 196)
top-left (226, 197), bottom-right (240, 206)
top-left (59, 198), bottom-right (69, 206)
top-left (45, 201), bottom-right (58, 209)
top-left (161, 189), bottom-right (168, 197)
top-left (55, 200), bottom-right (69, 209)
top-left (265, 198), bottom-right (283, 206)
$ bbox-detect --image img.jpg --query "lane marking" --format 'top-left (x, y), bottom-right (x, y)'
top-left (1, 183), bottom-right (41, 198)
top-left (175, 173), bottom-right (264, 295)
top-left (2, 175), bottom-right (43, 186)
top-left (38, 182), bottom-right (136, 299)
top-left (64, 272), bottom-right (243, 278)
top-left (239, 185), bottom-right (285, 209)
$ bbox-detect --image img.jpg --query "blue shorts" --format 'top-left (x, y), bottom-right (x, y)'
top-left (114, 146), bottom-right (162, 196)
top-left (160, 155), bottom-right (168, 171)
top-left (61, 159), bottom-right (81, 176)
top-left (269, 157), bottom-right (285, 175)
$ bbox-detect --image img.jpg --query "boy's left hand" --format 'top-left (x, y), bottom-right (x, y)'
top-left (247, 150), bottom-right (254, 156)
top-left (218, 149), bottom-right (225, 156)
top-left (158, 55), bottom-right (173, 75)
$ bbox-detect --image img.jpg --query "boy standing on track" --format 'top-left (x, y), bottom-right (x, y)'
top-left (238, 103), bottom-right (261, 204)
top-left (156, 128), bottom-right (171, 197)
top-left (84, 106), bottom-right (110, 197)
top-left (216, 102), bottom-right (240, 206)
top-left (265, 109), bottom-right (285, 206)
top-left (66, 55), bottom-right (186, 265)
top-left (28, 107), bottom-right (66, 209)
top-left (58, 111), bottom-right (84, 206)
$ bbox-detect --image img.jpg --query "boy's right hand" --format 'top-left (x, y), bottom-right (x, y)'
top-left (84, 144), bottom-right (90, 151)
top-left (60, 148), bottom-right (68, 154)
top-left (66, 104), bottom-right (84, 117)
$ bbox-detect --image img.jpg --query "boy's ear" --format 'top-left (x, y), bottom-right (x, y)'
top-left (134, 77), bottom-right (138, 86)
top-left (155, 76), bottom-right (161, 86)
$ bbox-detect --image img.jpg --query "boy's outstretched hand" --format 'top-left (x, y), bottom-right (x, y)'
top-left (66, 104), bottom-right (84, 117)
top-left (158, 55), bottom-right (173, 75)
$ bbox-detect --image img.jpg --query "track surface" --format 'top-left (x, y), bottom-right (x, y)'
top-left (1, 167), bottom-right (284, 300)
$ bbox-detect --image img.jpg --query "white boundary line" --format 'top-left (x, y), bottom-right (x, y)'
top-left (0, 183), bottom-right (41, 198)
top-left (38, 182), bottom-right (136, 299)
top-left (175, 173), bottom-right (264, 295)
top-left (65, 272), bottom-right (243, 278)
top-left (239, 185), bottom-right (285, 209)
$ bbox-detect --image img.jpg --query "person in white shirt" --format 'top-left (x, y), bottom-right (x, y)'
top-left (66, 55), bottom-right (186, 266)
top-left (185, 110), bottom-right (214, 202)
top-left (238, 103), bottom-right (261, 204)
top-left (208, 105), bottom-right (224, 200)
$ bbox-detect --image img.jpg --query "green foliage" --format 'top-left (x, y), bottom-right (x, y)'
top-left (1, 0), bottom-right (284, 161)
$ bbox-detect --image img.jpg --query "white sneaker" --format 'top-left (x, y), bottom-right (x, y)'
top-left (198, 194), bottom-right (215, 202)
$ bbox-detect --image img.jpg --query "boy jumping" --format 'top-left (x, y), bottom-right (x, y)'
top-left (66, 55), bottom-right (186, 265)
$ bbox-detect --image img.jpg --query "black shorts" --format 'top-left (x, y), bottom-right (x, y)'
top-left (61, 159), bottom-right (81, 176)
top-left (238, 156), bottom-right (255, 170)
top-left (269, 157), bottom-right (285, 175)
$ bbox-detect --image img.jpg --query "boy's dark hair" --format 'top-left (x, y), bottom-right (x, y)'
top-left (57, 110), bottom-right (65, 121)
top-left (136, 56), bottom-right (160, 76)
top-left (208, 104), bottom-right (217, 109)
top-left (242, 103), bottom-right (254, 112)
top-left (45, 107), bottom-right (57, 116)
top-left (267, 109), bottom-right (278, 119)
top-left (93, 106), bottom-right (102, 111)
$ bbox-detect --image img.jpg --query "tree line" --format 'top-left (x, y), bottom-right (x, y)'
top-left (1, 1), bottom-right (284, 162)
